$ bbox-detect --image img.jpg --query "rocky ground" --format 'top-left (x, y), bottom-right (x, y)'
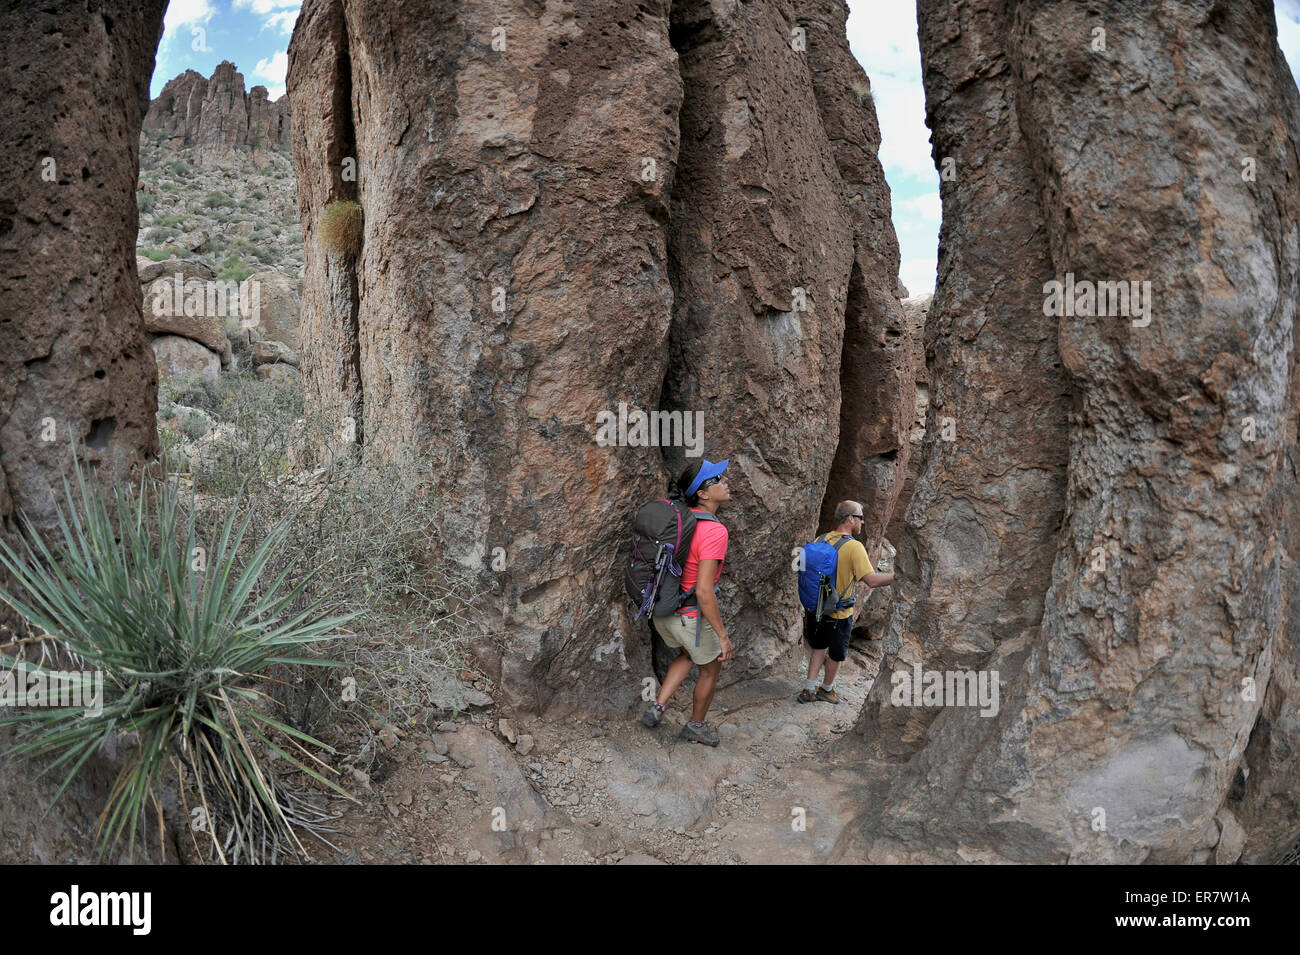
top-left (314, 634), bottom-right (885, 865)
top-left (137, 134), bottom-right (301, 280)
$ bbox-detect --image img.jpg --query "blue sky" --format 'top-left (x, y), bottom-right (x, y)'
top-left (152, 0), bottom-right (299, 100)
top-left (154, 1), bottom-right (1300, 297)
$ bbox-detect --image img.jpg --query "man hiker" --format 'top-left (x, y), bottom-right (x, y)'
top-left (799, 500), bottom-right (894, 704)
top-left (640, 458), bottom-right (733, 746)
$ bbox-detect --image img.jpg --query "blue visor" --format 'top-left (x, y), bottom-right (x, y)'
top-left (686, 458), bottom-right (729, 498)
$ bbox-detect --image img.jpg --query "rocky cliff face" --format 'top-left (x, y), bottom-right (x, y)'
top-left (288, 0), bottom-right (912, 713)
top-left (837, 0), bottom-right (1300, 864)
top-left (0, 0), bottom-right (169, 863)
top-left (0, 0), bottom-right (165, 539)
top-left (144, 61), bottom-right (291, 160)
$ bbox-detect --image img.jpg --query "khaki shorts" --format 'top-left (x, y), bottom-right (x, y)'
top-left (652, 611), bottom-right (721, 666)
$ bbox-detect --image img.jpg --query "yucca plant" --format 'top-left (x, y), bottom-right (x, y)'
top-left (0, 455), bottom-right (359, 863)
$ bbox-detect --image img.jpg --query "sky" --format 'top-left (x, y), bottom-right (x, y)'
top-left (154, 1), bottom-right (1300, 298)
top-left (151, 0), bottom-right (298, 100)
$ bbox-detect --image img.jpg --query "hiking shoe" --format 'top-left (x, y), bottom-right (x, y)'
top-left (815, 686), bottom-right (840, 705)
top-left (797, 689), bottom-right (816, 704)
top-left (679, 721), bottom-right (720, 747)
top-left (641, 703), bottom-right (665, 728)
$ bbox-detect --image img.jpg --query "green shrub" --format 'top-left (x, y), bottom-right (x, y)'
top-left (204, 191), bottom-right (234, 210)
top-left (141, 247), bottom-right (171, 262)
top-left (183, 378), bottom-right (483, 739)
top-left (160, 370), bottom-right (223, 413)
top-left (321, 200), bottom-right (363, 258)
top-left (0, 456), bottom-right (357, 862)
top-left (138, 193), bottom-right (155, 214)
top-left (219, 258), bottom-right (254, 283)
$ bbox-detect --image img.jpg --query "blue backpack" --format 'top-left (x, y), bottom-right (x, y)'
top-left (797, 533), bottom-right (855, 621)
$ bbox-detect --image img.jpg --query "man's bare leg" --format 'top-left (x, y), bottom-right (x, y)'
top-left (806, 647), bottom-right (828, 684)
top-left (822, 657), bottom-right (841, 687)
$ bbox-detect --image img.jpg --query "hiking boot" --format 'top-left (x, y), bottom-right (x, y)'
top-left (679, 721), bottom-right (720, 747)
top-left (641, 703), bottom-right (665, 728)
top-left (815, 686), bottom-right (840, 705)
top-left (797, 688), bottom-right (816, 704)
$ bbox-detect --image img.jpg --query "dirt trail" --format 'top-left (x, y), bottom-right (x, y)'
top-left (319, 636), bottom-right (886, 865)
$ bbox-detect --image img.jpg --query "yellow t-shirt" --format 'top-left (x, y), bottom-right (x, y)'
top-left (823, 532), bottom-right (874, 620)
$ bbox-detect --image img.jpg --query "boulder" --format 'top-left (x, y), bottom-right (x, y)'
top-left (151, 335), bottom-right (220, 381)
top-left (142, 286), bottom-right (233, 366)
top-left (255, 363), bottom-right (298, 385)
top-left (174, 229), bottom-right (208, 252)
top-left (242, 270), bottom-right (301, 349)
top-left (252, 339), bottom-right (299, 368)
top-left (138, 257), bottom-right (217, 285)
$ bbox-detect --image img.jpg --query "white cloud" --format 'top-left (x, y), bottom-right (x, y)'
top-left (163, 0), bottom-right (216, 30)
top-left (900, 192), bottom-right (941, 224)
top-left (234, 0), bottom-right (300, 13)
top-left (254, 51), bottom-right (289, 85)
top-left (845, 1), bottom-right (934, 187)
top-left (1279, 0), bottom-right (1300, 75)
top-left (264, 10), bottom-right (299, 34)
top-left (899, 258), bottom-right (937, 297)
top-left (253, 51), bottom-right (289, 98)
top-left (846, 1), bottom-right (938, 299)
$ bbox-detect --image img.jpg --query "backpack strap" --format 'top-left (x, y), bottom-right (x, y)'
top-left (656, 498), bottom-right (685, 553)
top-left (684, 511), bottom-right (721, 644)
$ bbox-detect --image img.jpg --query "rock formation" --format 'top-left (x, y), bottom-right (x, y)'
top-left (0, 0), bottom-right (165, 538)
top-left (288, 0), bottom-right (913, 713)
top-left (0, 0), bottom-right (169, 864)
top-left (144, 61), bottom-right (291, 159)
top-left (808, 0), bottom-right (915, 551)
top-left (885, 294), bottom-right (930, 546)
top-left (836, 0), bottom-right (1300, 864)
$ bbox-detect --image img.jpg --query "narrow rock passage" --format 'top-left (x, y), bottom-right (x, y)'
top-left (324, 631), bottom-right (886, 865)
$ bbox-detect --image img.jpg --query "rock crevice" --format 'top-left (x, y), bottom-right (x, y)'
top-left (288, 0), bottom-right (913, 712)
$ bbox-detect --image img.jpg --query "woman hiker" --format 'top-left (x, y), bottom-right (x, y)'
top-left (640, 458), bottom-right (733, 746)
